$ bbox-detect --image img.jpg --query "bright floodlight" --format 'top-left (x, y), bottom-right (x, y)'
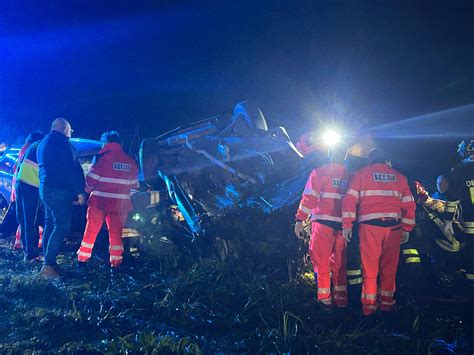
top-left (322, 130), bottom-right (341, 147)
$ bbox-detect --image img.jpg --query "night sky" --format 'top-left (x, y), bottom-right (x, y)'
top-left (1, 1), bottom-right (474, 184)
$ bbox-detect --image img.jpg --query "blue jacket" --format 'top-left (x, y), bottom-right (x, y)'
top-left (37, 131), bottom-right (85, 195)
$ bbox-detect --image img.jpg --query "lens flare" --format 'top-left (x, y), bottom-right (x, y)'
top-left (323, 130), bottom-right (341, 147)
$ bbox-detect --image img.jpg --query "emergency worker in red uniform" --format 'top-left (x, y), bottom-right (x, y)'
top-left (295, 145), bottom-right (350, 307)
top-left (342, 149), bottom-right (416, 316)
top-left (77, 131), bottom-right (139, 267)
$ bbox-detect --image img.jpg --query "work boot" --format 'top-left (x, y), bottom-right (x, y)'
top-left (40, 265), bottom-right (61, 280)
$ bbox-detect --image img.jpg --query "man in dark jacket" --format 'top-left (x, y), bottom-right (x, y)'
top-left (37, 118), bottom-right (86, 278)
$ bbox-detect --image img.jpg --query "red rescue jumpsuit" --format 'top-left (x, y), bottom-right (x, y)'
top-left (77, 142), bottom-right (139, 267)
top-left (296, 163), bottom-right (349, 307)
top-left (342, 163), bottom-right (416, 315)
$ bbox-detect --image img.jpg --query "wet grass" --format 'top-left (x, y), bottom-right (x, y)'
top-left (0, 210), bottom-right (473, 354)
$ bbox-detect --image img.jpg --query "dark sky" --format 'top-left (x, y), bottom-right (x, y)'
top-left (1, 0), bottom-right (474, 180)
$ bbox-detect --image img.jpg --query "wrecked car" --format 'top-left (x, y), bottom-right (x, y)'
top-left (135, 101), bottom-right (310, 243)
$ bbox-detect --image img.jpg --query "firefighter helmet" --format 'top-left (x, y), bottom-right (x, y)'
top-left (457, 139), bottom-right (474, 158)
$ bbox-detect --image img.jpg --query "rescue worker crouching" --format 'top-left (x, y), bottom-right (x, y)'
top-left (444, 139), bottom-right (474, 285)
top-left (77, 131), bottom-right (139, 268)
top-left (294, 145), bottom-right (350, 308)
top-left (342, 149), bottom-right (416, 316)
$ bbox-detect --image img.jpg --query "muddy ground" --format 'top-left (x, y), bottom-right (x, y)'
top-left (0, 209), bottom-right (473, 354)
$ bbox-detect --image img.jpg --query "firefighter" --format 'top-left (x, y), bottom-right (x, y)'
top-left (396, 180), bottom-right (430, 292)
top-left (342, 149), bottom-right (416, 316)
top-left (345, 222), bottom-right (363, 305)
top-left (294, 145), bottom-right (350, 308)
top-left (401, 181), bottom-right (427, 267)
top-left (444, 139), bottom-right (474, 285)
top-left (14, 131), bottom-right (45, 260)
top-left (77, 131), bottom-right (139, 268)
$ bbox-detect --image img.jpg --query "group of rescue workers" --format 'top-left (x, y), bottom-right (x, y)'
top-left (12, 118), bottom-right (138, 279)
top-left (294, 139), bottom-right (474, 316)
top-left (10, 116), bottom-right (474, 316)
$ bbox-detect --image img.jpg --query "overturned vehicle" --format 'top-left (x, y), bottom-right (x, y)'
top-left (127, 101), bottom-right (316, 259)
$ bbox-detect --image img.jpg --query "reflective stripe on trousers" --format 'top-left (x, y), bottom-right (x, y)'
top-left (359, 224), bottom-right (401, 315)
top-left (77, 204), bottom-right (126, 266)
top-left (310, 222), bottom-right (347, 307)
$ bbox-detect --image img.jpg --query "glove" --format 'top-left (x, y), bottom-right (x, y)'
top-left (294, 221), bottom-right (305, 238)
top-left (443, 220), bottom-right (454, 237)
top-left (400, 231), bottom-right (410, 244)
top-left (342, 228), bottom-right (352, 242)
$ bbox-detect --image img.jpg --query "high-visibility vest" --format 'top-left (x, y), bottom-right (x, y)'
top-left (16, 142), bottom-right (40, 188)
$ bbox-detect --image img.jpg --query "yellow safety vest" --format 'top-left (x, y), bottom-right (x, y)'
top-left (17, 158), bottom-right (39, 188)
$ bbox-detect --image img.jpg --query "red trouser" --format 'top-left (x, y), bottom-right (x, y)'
top-left (309, 222), bottom-right (347, 307)
top-left (359, 224), bottom-right (402, 316)
top-left (77, 204), bottom-right (126, 267)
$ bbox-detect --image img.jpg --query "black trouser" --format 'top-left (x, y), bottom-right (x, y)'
top-left (399, 236), bottom-right (426, 291)
top-left (462, 221), bottom-right (474, 282)
top-left (346, 223), bottom-right (362, 306)
top-left (15, 182), bottom-right (40, 259)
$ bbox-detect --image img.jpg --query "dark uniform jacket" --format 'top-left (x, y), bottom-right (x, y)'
top-left (446, 160), bottom-right (474, 234)
top-left (37, 131), bottom-right (85, 195)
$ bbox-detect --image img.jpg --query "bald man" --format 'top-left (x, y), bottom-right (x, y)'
top-left (37, 118), bottom-right (86, 279)
top-left (432, 175), bottom-right (449, 201)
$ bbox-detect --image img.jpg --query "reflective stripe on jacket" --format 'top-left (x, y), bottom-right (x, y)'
top-left (86, 142), bottom-right (139, 213)
top-left (296, 163), bottom-right (349, 223)
top-left (342, 163), bottom-right (416, 231)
